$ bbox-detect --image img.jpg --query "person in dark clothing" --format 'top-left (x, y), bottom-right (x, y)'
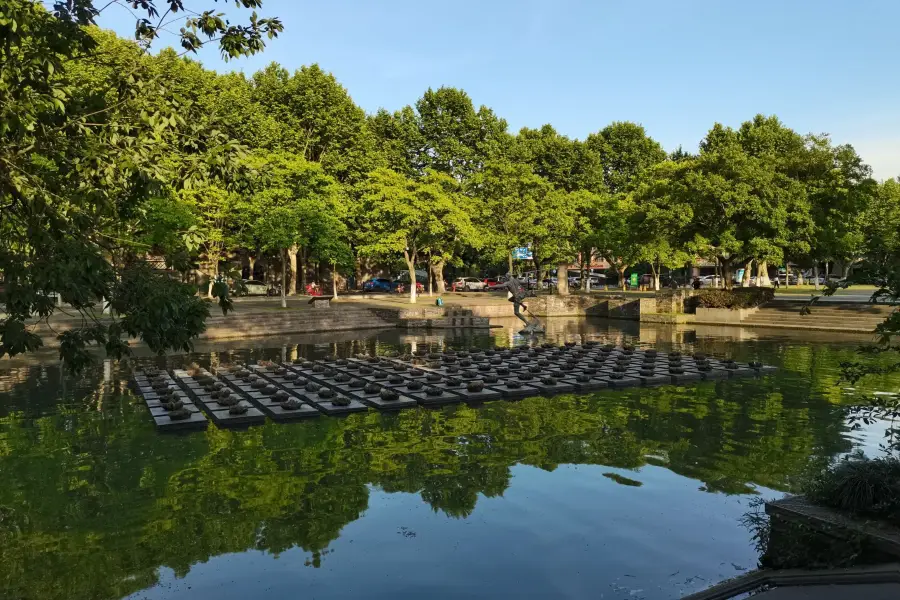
top-left (504, 274), bottom-right (543, 333)
top-left (692, 277), bottom-right (702, 290)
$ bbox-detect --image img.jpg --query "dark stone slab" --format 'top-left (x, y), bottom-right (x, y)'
top-left (636, 374), bottom-right (671, 386)
top-left (153, 411), bottom-right (209, 431)
top-left (363, 394), bottom-right (418, 410)
top-left (147, 398), bottom-right (197, 410)
top-left (332, 382), bottom-right (372, 395)
top-left (149, 404), bottom-right (200, 417)
top-left (492, 383), bottom-right (539, 399)
top-left (670, 371), bottom-right (703, 384)
top-left (606, 376), bottom-right (640, 389)
top-left (699, 369), bottom-right (729, 380)
top-left (431, 381), bottom-right (469, 393)
top-left (565, 378), bottom-right (609, 392)
top-left (726, 367), bottom-right (756, 378)
top-left (409, 389), bottom-right (464, 406)
top-left (528, 380), bottom-right (575, 395)
top-left (209, 406), bottom-right (266, 427)
top-left (457, 388), bottom-right (503, 402)
top-left (362, 372), bottom-right (393, 382)
top-left (259, 402), bottom-right (320, 421)
top-left (308, 398), bottom-right (369, 416)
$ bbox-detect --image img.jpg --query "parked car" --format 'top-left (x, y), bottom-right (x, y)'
top-left (363, 278), bottom-right (396, 293)
top-left (235, 279), bottom-right (267, 296)
top-left (698, 275), bottom-right (723, 287)
top-left (452, 277), bottom-right (486, 292)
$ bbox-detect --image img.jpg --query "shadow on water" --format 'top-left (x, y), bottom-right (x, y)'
top-left (0, 318), bottom-right (897, 600)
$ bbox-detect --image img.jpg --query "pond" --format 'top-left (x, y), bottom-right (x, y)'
top-left (1, 319), bottom-right (898, 600)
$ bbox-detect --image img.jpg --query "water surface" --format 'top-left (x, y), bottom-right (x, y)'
top-left (1, 319), bottom-right (897, 600)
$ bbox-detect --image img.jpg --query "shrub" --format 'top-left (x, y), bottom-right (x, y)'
top-left (692, 288), bottom-right (774, 310)
top-left (803, 454), bottom-right (900, 525)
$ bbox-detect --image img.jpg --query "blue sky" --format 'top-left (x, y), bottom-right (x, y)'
top-left (97, 0), bottom-right (900, 179)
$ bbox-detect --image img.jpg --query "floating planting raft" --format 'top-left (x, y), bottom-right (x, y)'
top-left (132, 342), bottom-right (776, 430)
top-left (132, 368), bottom-right (208, 431)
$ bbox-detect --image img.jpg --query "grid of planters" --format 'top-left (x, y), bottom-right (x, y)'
top-left (133, 342), bottom-right (776, 431)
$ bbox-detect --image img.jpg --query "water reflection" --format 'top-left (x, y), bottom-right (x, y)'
top-left (0, 319), bottom-right (896, 600)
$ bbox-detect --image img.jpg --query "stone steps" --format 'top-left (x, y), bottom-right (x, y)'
top-left (739, 301), bottom-right (894, 333)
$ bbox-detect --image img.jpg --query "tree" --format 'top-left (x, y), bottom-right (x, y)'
top-left (801, 138), bottom-right (876, 283)
top-left (246, 154), bottom-right (341, 307)
top-left (587, 122), bottom-right (667, 195)
top-left (676, 118), bottom-right (813, 289)
top-left (588, 195), bottom-right (642, 290)
top-left (0, 1), bottom-right (282, 371)
top-left (630, 160), bottom-right (696, 289)
top-left (468, 161), bottom-right (549, 276)
top-left (514, 125), bottom-right (604, 193)
top-left (358, 169), bottom-right (475, 303)
top-left (527, 190), bottom-right (594, 295)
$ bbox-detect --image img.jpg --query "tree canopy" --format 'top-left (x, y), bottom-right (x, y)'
top-left (2, 1), bottom-right (895, 366)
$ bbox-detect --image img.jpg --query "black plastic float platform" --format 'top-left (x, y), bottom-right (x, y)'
top-left (132, 344), bottom-right (776, 430)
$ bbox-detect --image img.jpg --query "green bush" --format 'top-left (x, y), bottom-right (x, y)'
top-left (693, 288), bottom-right (774, 309)
top-left (803, 454), bottom-right (900, 525)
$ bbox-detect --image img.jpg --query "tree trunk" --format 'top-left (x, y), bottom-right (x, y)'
top-left (426, 255), bottom-right (433, 296)
top-left (580, 246), bottom-right (590, 291)
top-left (618, 266), bottom-right (627, 290)
top-left (508, 251), bottom-right (514, 277)
top-left (758, 260), bottom-right (771, 287)
top-left (207, 260), bottom-right (217, 298)
top-left (404, 250), bottom-right (417, 304)
top-left (825, 261), bottom-right (830, 281)
top-left (280, 249), bottom-right (287, 308)
top-left (300, 247), bottom-right (308, 291)
top-left (557, 263), bottom-right (569, 296)
top-left (785, 264), bottom-right (790, 287)
top-left (722, 259), bottom-right (734, 290)
top-left (354, 253), bottom-right (362, 291)
top-left (813, 263), bottom-right (820, 290)
top-left (798, 269), bottom-right (805, 286)
top-left (332, 262), bottom-right (338, 298)
top-left (649, 261), bottom-right (659, 291)
top-left (287, 245), bottom-right (298, 296)
top-left (431, 260), bottom-right (446, 293)
top-left (248, 255), bottom-right (256, 280)
top-left (742, 260), bottom-right (752, 287)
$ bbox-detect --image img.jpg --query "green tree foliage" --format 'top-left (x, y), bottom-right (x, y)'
top-left (468, 160), bottom-right (551, 275)
top-left (654, 117), bottom-right (814, 288)
top-left (587, 121), bottom-right (667, 195)
top-left (250, 63), bottom-right (380, 185)
top-left (244, 153), bottom-right (342, 306)
top-left (0, 1), bottom-right (281, 370)
top-left (515, 124), bottom-right (604, 193)
top-left (358, 169), bottom-right (476, 302)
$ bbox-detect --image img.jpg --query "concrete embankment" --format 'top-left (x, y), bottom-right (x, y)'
top-left (13, 291), bottom-right (893, 350)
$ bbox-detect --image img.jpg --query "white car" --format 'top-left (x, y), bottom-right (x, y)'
top-left (452, 277), bottom-right (486, 291)
top-left (239, 279), bottom-right (268, 296)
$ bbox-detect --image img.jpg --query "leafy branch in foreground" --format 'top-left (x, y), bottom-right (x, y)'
top-left (802, 178), bottom-right (900, 454)
top-left (1, 1), bottom-right (279, 372)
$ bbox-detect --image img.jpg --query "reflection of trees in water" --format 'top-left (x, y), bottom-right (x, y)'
top-left (1, 339), bottom-right (896, 600)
